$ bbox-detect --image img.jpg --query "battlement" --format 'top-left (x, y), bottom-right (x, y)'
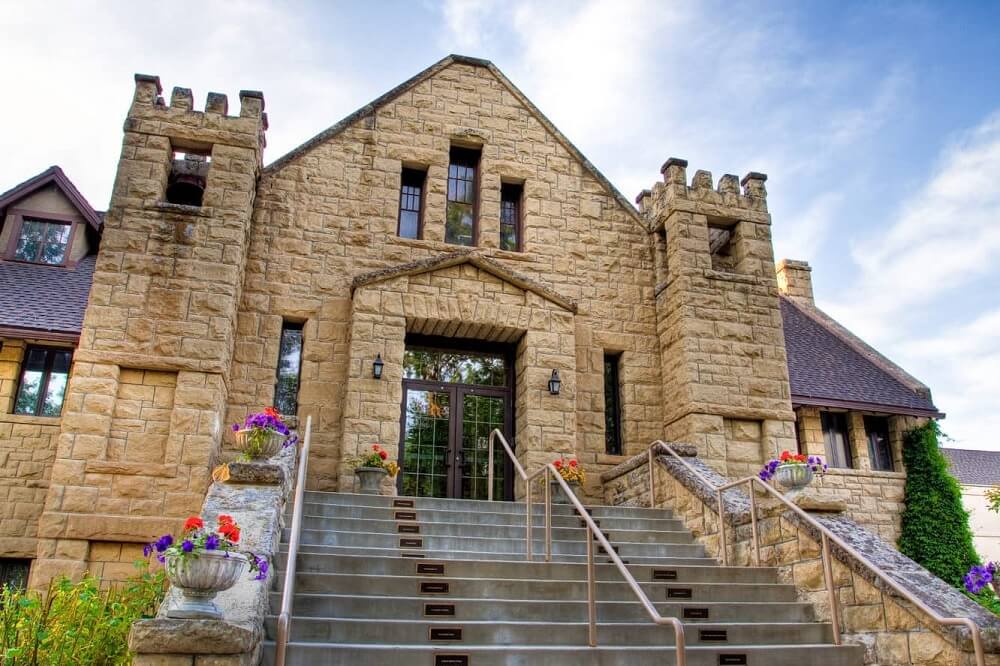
top-left (653, 156), bottom-right (767, 210)
top-left (130, 73), bottom-right (268, 133)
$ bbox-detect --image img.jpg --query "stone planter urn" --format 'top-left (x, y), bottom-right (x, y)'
top-left (164, 551), bottom-right (247, 619)
top-left (233, 428), bottom-right (285, 460)
top-left (355, 466), bottom-right (388, 495)
top-left (550, 479), bottom-right (582, 505)
top-left (775, 463), bottom-right (814, 491)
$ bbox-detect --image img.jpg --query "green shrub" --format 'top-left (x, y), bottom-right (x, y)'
top-left (898, 421), bottom-right (980, 587)
top-left (0, 562), bottom-right (166, 666)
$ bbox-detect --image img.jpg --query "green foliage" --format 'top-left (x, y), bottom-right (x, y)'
top-left (0, 561), bottom-right (166, 666)
top-left (898, 421), bottom-right (980, 587)
top-left (986, 485), bottom-right (1000, 514)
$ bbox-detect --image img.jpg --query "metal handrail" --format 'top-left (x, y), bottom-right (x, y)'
top-left (274, 414), bottom-right (313, 666)
top-left (648, 440), bottom-right (985, 666)
top-left (488, 429), bottom-right (686, 664)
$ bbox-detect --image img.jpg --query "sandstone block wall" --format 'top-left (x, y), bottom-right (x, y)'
top-left (0, 339), bottom-right (62, 560)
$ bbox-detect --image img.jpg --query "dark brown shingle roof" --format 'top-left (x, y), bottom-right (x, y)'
top-left (0, 255), bottom-right (96, 336)
top-left (781, 297), bottom-right (941, 417)
top-left (942, 448), bottom-right (1000, 486)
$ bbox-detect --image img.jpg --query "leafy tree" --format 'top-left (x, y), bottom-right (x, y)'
top-left (898, 421), bottom-right (980, 587)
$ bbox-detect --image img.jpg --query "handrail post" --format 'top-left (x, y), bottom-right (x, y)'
top-left (717, 489), bottom-right (728, 567)
top-left (487, 432), bottom-right (494, 502)
top-left (748, 479), bottom-right (760, 567)
top-left (544, 467), bottom-right (552, 562)
top-left (821, 533), bottom-right (842, 644)
top-left (274, 414), bottom-right (312, 666)
top-left (526, 479), bottom-right (533, 561)
top-left (586, 523), bottom-right (597, 647)
top-left (648, 445), bottom-right (656, 508)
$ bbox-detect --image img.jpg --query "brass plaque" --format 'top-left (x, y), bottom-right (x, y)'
top-left (397, 523), bottom-right (420, 534)
top-left (434, 657), bottom-right (468, 666)
top-left (399, 537), bottom-right (423, 549)
top-left (393, 499), bottom-right (415, 508)
top-left (420, 581), bottom-right (450, 594)
top-left (417, 563), bottom-right (445, 575)
top-left (667, 587), bottom-right (692, 599)
top-left (683, 607), bottom-right (709, 620)
top-left (429, 627), bottom-right (463, 641)
top-left (395, 511), bottom-right (417, 521)
top-left (424, 603), bottom-right (456, 617)
top-left (652, 569), bottom-right (678, 581)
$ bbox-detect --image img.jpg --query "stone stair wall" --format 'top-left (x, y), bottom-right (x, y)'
top-left (601, 448), bottom-right (1000, 665)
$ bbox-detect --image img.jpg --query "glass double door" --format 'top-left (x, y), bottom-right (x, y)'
top-left (399, 381), bottom-right (510, 500)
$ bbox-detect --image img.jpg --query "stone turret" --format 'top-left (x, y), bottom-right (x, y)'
top-left (776, 259), bottom-right (815, 303)
top-left (643, 158), bottom-right (796, 478)
top-left (31, 75), bottom-right (267, 587)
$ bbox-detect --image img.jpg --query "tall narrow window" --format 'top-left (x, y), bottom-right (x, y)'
top-left (0, 558), bottom-right (30, 590)
top-left (820, 411), bottom-right (853, 468)
top-left (864, 415), bottom-right (894, 472)
top-left (398, 168), bottom-right (425, 239)
top-left (604, 354), bottom-right (623, 455)
top-left (500, 182), bottom-right (522, 251)
top-left (274, 321), bottom-right (303, 417)
top-left (446, 146), bottom-right (479, 246)
top-left (14, 219), bottom-right (71, 265)
top-left (14, 346), bottom-right (72, 416)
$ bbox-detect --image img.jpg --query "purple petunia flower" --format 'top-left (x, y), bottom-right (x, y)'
top-left (965, 564), bottom-right (993, 594)
top-left (181, 539), bottom-right (194, 553)
top-left (205, 534), bottom-right (220, 550)
top-left (143, 543), bottom-right (154, 558)
top-left (253, 558), bottom-right (269, 581)
top-left (232, 423), bottom-right (240, 432)
top-left (154, 535), bottom-right (173, 553)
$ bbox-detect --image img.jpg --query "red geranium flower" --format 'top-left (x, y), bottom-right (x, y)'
top-left (379, 450), bottom-right (388, 460)
top-left (779, 450), bottom-right (791, 462)
top-left (264, 407), bottom-right (279, 417)
top-left (183, 516), bottom-right (204, 532)
top-left (220, 522), bottom-right (241, 543)
top-left (372, 444), bottom-right (381, 451)
top-left (569, 460), bottom-right (578, 468)
top-left (554, 459), bottom-right (563, 469)
top-left (217, 514), bottom-right (234, 526)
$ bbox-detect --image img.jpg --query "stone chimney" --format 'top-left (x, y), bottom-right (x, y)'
top-left (776, 259), bottom-right (814, 303)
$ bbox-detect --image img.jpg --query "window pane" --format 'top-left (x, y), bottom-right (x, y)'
top-left (40, 372), bottom-right (68, 417)
top-left (274, 323), bottom-right (303, 416)
top-left (398, 169), bottom-right (424, 239)
top-left (14, 347), bottom-right (71, 416)
top-left (14, 370), bottom-right (44, 415)
top-left (604, 354), bottom-right (622, 455)
top-left (821, 412), bottom-right (853, 468)
top-left (500, 183), bottom-right (522, 251)
top-left (14, 221), bottom-right (44, 261)
top-left (447, 147), bottom-right (479, 246)
top-left (15, 220), bottom-right (69, 264)
top-left (864, 416), bottom-right (893, 472)
top-left (445, 202), bottom-right (474, 245)
top-left (404, 349), bottom-right (506, 386)
top-left (399, 211), bottom-right (419, 239)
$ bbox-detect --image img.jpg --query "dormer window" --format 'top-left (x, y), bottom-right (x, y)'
top-left (14, 219), bottom-right (71, 265)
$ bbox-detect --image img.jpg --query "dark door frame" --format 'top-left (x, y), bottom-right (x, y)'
top-left (397, 336), bottom-right (516, 500)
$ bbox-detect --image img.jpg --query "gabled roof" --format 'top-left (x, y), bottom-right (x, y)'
top-left (351, 249), bottom-right (578, 313)
top-left (780, 297), bottom-right (942, 417)
top-left (0, 255), bottom-right (96, 338)
top-left (0, 166), bottom-right (102, 230)
top-left (942, 448), bottom-right (1000, 487)
top-left (264, 54), bottom-right (643, 227)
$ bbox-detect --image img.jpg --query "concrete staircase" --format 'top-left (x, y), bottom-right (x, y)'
top-left (262, 491), bottom-right (863, 665)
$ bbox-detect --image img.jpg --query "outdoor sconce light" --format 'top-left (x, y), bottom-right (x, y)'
top-left (372, 354), bottom-right (384, 380)
top-left (548, 369), bottom-right (561, 395)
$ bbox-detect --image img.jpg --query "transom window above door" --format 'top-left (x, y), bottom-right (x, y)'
top-left (14, 219), bottom-right (71, 265)
top-left (403, 348), bottom-right (506, 387)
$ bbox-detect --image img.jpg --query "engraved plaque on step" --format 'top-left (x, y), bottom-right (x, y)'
top-left (699, 629), bottom-right (728, 642)
top-left (401, 552), bottom-right (425, 559)
top-left (395, 511), bottom-right (417, 521)
top-left (683, 607), bottom-right (709, 620)
top-left (434, 656), bottom-right (468, 666)
top-left (420, 581), bottom-right (450, 594)
top-left (429, 627), bottom-right (463, 641)
top-left (718, 655), bottom-right (747, 665)
top-left (424, 603), bottom-right (456, 617)
top-left (393, 499), bottom-right (415, 508)
top-left (652, 569), bottom-right (678, 581)
top-left (417, 563), bottom-right (445, 575)
top-left (399, 537), bottom-right (423, 549)
top-left (667, 587), bottom-right (693, 599)
top-left (397, 523), bottom-right (420, 534)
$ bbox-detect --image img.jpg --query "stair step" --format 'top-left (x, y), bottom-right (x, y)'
top-left (273, 553), bottom-right (780, 584)
top-left (270, 592), bottom-right (818, 623)
top-left (263, 617), bottom-right (833, 645)
top-left (282, 572), bottom-right (798, 602)
top-left (262, 642), bottom-right (864, 666)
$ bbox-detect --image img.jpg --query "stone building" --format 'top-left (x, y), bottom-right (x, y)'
top-left (943, 448), bottom-right (1000, 562)
top-left (0, 55), bottom-right (941, 587)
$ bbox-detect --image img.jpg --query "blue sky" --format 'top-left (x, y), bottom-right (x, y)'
top-left (1, 1), bottom-right (998, 449)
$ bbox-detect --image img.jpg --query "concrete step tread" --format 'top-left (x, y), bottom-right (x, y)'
top-left (285, 543), bottom-right (715, 562)
top-left (294, 516), bottom-right (689, 535)
top-left (286, 526), bottom-right (695, 546)
top-left (266, 641), bottom-right (858, 651)
top-left (268, 616), bottom-right (827, 629)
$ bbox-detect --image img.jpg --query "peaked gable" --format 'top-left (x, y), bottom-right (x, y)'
top-left (264, 54), bottom-right (642, 227)
top-left (0, 166), bottom-right (102, 230)
top-left (352, 249), bottom-right (577, 313)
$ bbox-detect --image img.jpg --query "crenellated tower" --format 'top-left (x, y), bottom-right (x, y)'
top-left (640, 158), bottom-right (797, 478)
top-left (31, 75), bottom-right (267, 586)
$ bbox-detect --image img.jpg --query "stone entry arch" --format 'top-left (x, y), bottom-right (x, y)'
top-left (339, 252), bottom-right (578, 494)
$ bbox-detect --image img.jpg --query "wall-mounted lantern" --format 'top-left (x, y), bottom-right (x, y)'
top-left (548, 369), bottom-right (561, 395)
top-left (373, 354), bottom-right (384, 380)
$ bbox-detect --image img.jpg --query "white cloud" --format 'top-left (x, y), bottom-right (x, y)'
top-left (441, 0), bottom-right (499, 51)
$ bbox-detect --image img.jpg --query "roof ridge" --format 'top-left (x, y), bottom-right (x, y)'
top-left (0, 165), bottom-right (102, 230)
top-left (262, 54), bottom-right (643, 227)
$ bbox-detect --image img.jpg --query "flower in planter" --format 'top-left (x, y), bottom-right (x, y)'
top-left (551, 456), bottom-right (585, 485)
top-left (964, 562), bottom-right (999, 594)
top-left (348, 443), bottom-right (397, 471)
top-left (144, 514), bottom-right (266, 580)
top-left (231, 407), bottom-right (296, 461)
top-left (758, 450), bottom-right (828, 482)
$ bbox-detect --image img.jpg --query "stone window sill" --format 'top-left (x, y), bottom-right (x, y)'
top-left (825, 467), bottom-right (906, 480)
top-left (149, 201), bottom-right (215, 218)
top-left (0, 412), bottom-right (63, 425)
top-left (387, 235), bottom-right (533, 262)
